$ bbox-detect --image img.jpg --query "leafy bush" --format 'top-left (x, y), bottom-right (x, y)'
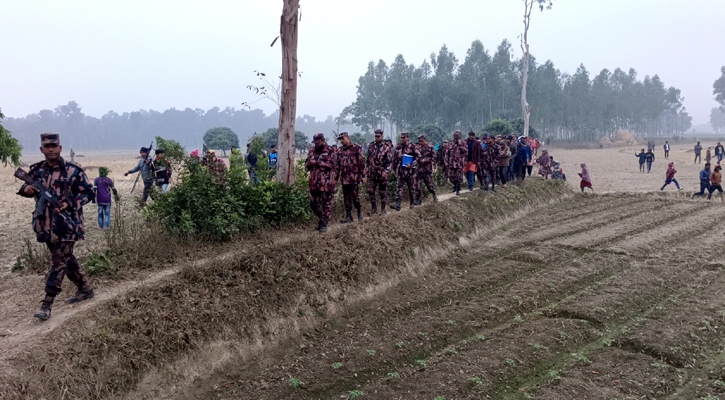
top-left (481, 119), bottom-right (514, 137)
top-left (155, 136), bottom-right (186, 163)
top-left (412, 124), bottom-right (447, 145)
top-left (0, 108), bottom-right (22, 167)
top-left (147, 157), bottom-right (310, 240)
top-left (85, 250), bottom-right (116, 275)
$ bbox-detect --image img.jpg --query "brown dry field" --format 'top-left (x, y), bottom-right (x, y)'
top-left (1, 142), bottom-right (725, 400)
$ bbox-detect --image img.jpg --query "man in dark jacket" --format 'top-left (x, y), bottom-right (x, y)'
top-left (692, 163), bottom-right (712, 198)
top-left (514, 138), bottom-right (532, 181)
top-left (464, 131), bottom-right (481, 191)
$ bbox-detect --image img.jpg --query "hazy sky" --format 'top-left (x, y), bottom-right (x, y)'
top-left (2, 0), bottom-right (723, 125)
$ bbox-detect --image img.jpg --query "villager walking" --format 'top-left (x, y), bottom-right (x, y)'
top-left (578, 163), bottom-right (593, 192)
top-left (660, 162), bottom-right (682, 191)
top-left (708, 165), bottom-right (723, 201)
top-left (694, 141), bottom-right (703, 164)
top-left (536, 149), bottom-right (552, 180)
top-left (464, 131), bottom-right (481, 191)
top-left (125, 146), bottom-right (154, 205)
top-left (93, 167), bottom-right (118, 229)
top-left (692, 163), bottom-right (712, 198)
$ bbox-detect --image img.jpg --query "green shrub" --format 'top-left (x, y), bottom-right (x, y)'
top-left (147, 157), bottom-right (310, 240)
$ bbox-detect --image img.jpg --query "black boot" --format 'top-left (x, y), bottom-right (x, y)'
top-left (66, 286), bottom-right (94, 304)
top-left (357, 209), bottom-right (364, 222)
top-left (368, 203), bottom-right (378, 216)
top-left (456, 185), bottom-right (461, 196)
top-left (314, 220), bottom-right (322, 231)
top-left (381, 204), bottom-right (387, 215)
top-left (432, 193), bottom-right (438, 203)
top-left (340, 210), bottom-right (353, 224)
top-left (319, 220), bottom-right (328, 233)
top-left (410, 200), bottom-right (416, 209)
top-left (34, 295), bottom-right (54, 320)
top-left (390, 199), bottom-right (402, 211)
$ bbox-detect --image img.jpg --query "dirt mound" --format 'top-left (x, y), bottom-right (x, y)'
top-left (599, 136), bottom-right (612, 146)
top-left (614, 130), bottom-right (636, 145)
top-left (0, 181), bottom-right (570, 399)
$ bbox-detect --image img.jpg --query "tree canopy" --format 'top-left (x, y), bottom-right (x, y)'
top-left (714, 66), bottom-right (725, 111)
top-left (0, 108), bottom-right (22, 167)
top-left (711, 108), bottom-right (725, 133)
top-left (260, 128), bottom-right (309, 152)
top-left (155, 136), bottom-right (186, 163)
top-left (347, 39), bottom-right (692, 141)
top-left (203, 127), bottom-right (239, 156)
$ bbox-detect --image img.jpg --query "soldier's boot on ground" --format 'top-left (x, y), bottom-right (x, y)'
top-left (368, 203), bottom-right (378, 216)
top-left (66, 286), bottom-right (95, 304)
top-left (409, 200), bottom-right (416, 209)
top-left (381, 204), bottom-right (387, 215)
top-left (33, 295), bottom-right (54, 320)
top-left (340, 210), bottom-right (353, 224)
top-left (319, 221), bottom-right (328, 233)
top-left (390, 199), bottom-right (402, 211)
top-left (456, 185), bottom-right (461, 196)
top-left (314, 220), bottom-right (322, 231)
top-left (432, 192), bottom-right (438, 202)
top-left (357, 208), bottom-right (364, 222)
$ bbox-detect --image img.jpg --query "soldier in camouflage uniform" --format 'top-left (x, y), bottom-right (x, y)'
top-left (415, 134), bottom-right (438, 205)
top-left (480, 134), bottom-right (500, 191)
top-left (336, 132), bottom-right (366, 223)
top-left (390, 132), bottom-right (421, 211)
top-left (366, 129), bottom-right (393, 215)
top-left (445, 130), bottom-right (468, 196)
top-left (305, 133), bottom-right (338, 233)
top-left (17, 134), bottom-right (96, 320)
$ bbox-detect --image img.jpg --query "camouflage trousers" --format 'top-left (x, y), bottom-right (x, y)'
top-left (447, 168), bottom-right (463, 186)
top-left (309, 190), bottom-right (334, 223)
top-left (396, 176), bottom-right (416, 202)
top-left (45, 242), bottom-right (88, 297)
top-left (342, 184), bottom-right (362, 211)
top-left (367, 177), bottom-right (388, 206)
top-left (416, 172), bottom-right (436, 198)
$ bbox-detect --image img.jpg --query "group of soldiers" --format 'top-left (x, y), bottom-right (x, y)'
top-left (305, 129), bottom-right (519, 233)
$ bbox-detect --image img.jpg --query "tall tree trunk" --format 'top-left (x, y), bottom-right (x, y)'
top-left (278, 0), bottom-right (299, 186)
top-left (520, 0), bottom-right (536, 138)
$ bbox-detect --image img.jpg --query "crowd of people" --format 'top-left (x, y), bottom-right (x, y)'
top-left (304, 129), bottom-right (573, 233)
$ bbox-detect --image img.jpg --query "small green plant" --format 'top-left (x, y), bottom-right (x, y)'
top-left (348, 389), bottom-right (365, 399)
top-left (529, 343), bottom-right (543, 350)
top-left (387, 372), bottom-right (400, 379)
top-left (548, 370), bottom-right (560, 379)
top-left (522, 393), bottom-right (533, 399)
top-left (448, 347), bottom-right (458, 354)
top-left (513, 315), bottom-right (523, 323)
top-left (434, 397), bottom-right (446, 400)
top-left (559, 331), bottom-right (568, 339)
top-left (468, 377), bottom-right (483, 386)
top-left (602, 338), bottom-right (613, 347)
top-left (415, 359), bottom-right (427, 367)
top-left (447, 319), bottom-right (455, 325)
top-left (332, 362), bottom-right (343, 370)
top-left (505, 358), bottom-right (516, 366)
top-left (395, 342), bottom-right (404, 348)
top-left (289, 377), bottom-right (303, 388)
top-left (714, 379), bottom-right (725, 387)
top-left (699, 396), bottom-right (720, 400)
top-left (651, 362), bottom-right (666, 369)
top-left (476, 334), bottom-right (486, 341)
top-left (317, 308), bottom-right (326, 317)
top-left (574, 354), bottom-right (590, 364)
top-left (418, 332), bottom-right (428, 338)
top-left (366, 349), bottom-right (376, 356)
top-left (86, 250), bottom-right (115, 275)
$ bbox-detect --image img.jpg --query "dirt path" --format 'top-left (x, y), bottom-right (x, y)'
top-left (177, 194), bottom-right (725, 400)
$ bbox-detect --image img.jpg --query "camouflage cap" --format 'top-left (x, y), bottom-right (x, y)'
top-left (453, 131), bottom-right (462, 140)
top-left (313, 133), bottom-right (325, 142)
top-left (41, 133), bottom-right (60, 145)
top-left (400, 132), bottom-right (409, 138)
top-left (337, 132), bottom-right (349, 139)
top-left (374, 129), bottom-right (384, 135)
top-left (417, 134), bottom-right (426, 141)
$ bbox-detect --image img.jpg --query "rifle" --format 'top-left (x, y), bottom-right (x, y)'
top-left (131, 142), bottom-right (153, 194)
top-left (14, 168), bottom-right (79, 235)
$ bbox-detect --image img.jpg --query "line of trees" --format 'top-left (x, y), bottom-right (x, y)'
top-left (2, 101), bottom-right (357, 152)
top-left (344, 39), bottom-right (693, 141)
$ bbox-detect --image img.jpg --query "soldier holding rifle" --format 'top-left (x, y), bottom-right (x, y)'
top-left (16, 133), bottom-right (96, 320)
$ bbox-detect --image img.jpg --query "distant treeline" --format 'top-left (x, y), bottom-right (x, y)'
top-left (3, 102), bottom-right (357, 152)
top-left (345, 39), bottom-right (694, 141)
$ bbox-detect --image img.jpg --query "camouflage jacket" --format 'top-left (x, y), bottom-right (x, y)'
top-left (436, 144), bottom-right (448, 167)
top-left (305, 145), bottom-right (338, 191)
top-left (366, 141), bottom-right (393, 179)
top-left (337, 143), bottom-right (365, 185)
top-left (392, 142), bottom-right (421, 178)
top-left (481, 143), bottom-right (500, 170)
top-left (445, 140), bottom-right (468, 169)
top-left (17, 158), bottom-right (94, 243)
top-left (416, 143), bottom-right (436, 175)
